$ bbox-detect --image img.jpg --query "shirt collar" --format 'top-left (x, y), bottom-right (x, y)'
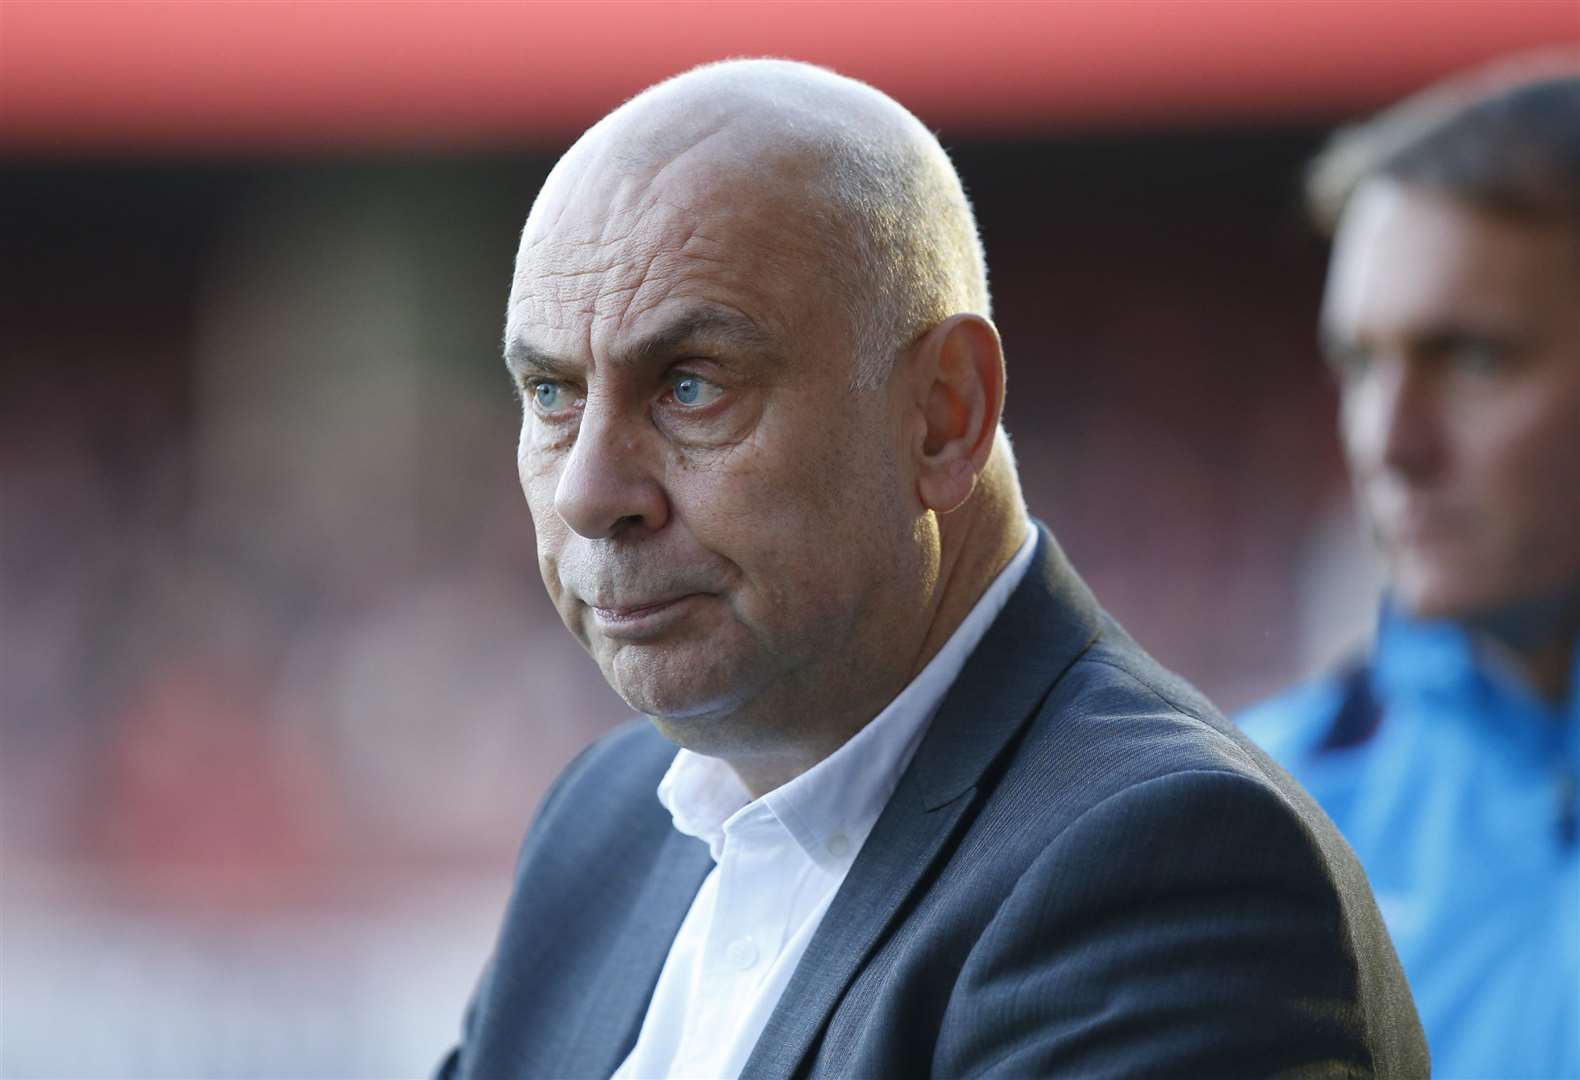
top-left (1373, 601), bottom-right (1578, 731)
top-left (658, 527), bottom-right (1039, 870)
top-left (1372, 603), bottom-right (1480, 701)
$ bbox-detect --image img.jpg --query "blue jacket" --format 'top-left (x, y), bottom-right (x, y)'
top-left (1240, 611), bottom-right (1580, 1080)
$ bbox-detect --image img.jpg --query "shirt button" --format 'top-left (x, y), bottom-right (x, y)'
top-left (827, 832), bottom-right (851, 858)
top-left (726, 936), bottom-right (759, 970)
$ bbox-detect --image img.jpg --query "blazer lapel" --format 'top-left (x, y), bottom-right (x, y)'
top-left (740, 523), bottom-right (1103, 1079)
top-left (906, 525), bottom-right (1103, 810)
top-left (740, 771), bottom-right (973, 1079)
top-left (554, 827), bottom-right (714, 1078)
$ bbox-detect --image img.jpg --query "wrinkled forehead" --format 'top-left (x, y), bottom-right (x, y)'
top-left (510, 131), bottom-right (849, 354)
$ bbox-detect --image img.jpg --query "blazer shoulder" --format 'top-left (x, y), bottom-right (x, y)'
top-left (562, 716), bottom-right (676, 792)
top-left (1004, 617), bottom-right (1367, 891)
top-left (939, 766), bottom-right (1427, 1078)
top-left (517, 718), bottom-right (676, 861)
top-left (1039, 624), bottom-right (1268, 785)
top-left (972, 627), bottom-right (1428, 1075)
top-left (1076, 621), bottom-right (1226, 727)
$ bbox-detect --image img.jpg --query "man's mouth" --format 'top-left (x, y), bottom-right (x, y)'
top-left (1387, 506), bottom-right (1468, 546)
top-left (593, 596), bottom-right (687, 619)
top-left (587, 594), bottom-right (702, 638)
top-left (1367, 488), bottom-right (1468, 548)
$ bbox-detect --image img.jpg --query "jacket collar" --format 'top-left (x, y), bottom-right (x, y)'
top-left (742, 520), bottom-right (1104, 1078)
top-left (905, 522), bottom-right (1103, 808)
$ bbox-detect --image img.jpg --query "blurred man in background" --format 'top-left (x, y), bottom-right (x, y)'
top-left (1240, 57), bottom-right (1579, 1079)
top-left (439, 58), bottom-right (1427, 1078)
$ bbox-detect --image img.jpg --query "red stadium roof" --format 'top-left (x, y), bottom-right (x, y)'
top-left (1, 0), bottom-right (1575, 154)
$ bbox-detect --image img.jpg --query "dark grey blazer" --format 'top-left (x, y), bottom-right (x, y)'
top-left (438, 526), bottom-right (1428, 1078)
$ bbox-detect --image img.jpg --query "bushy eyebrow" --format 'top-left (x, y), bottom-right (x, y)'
top-left (503, 339), bottom-right (576, 379)
top-left (627, 309), bottom-right (780, 367)
top-left (1319, 319), bottom-right (1525, 365)
top-left (503, 307), bottom-right (779, 378)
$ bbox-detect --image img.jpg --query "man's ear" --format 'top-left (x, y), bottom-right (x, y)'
top-left (909, 313), bottom-right (1005, 514)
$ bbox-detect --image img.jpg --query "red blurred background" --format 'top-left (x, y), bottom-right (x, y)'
top-left (2, 2), bottom-right (1575, 1076)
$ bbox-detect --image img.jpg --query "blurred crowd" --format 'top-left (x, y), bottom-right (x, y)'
top-left (0, 163), bottom-right (632, 1074)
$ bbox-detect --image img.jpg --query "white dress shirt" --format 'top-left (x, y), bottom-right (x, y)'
top-left (612, 530), bottom-right (1036, 1080)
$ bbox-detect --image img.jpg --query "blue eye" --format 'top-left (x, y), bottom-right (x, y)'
top-left (670, 374), bottom-right (722, 408)
top-left (533, 381), bottom-right (563, 409)
top-left (1449, 341), bottom-right (1504, 375)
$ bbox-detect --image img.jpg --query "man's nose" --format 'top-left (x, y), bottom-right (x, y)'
top-left (553, 405), bottom-right (670, 540)
top-left (1347, 356), bottom-right (1442, 481)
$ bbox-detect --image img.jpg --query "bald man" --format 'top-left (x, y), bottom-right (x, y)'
top-left (438, 60), bottom-right (1426, 1078)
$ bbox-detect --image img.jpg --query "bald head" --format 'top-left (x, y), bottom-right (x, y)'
top-left (508, 60), bottom-right (1023, 787)
top-left (521, 59), bottom-right (990, 386)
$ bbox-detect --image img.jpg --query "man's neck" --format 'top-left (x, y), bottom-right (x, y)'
top-left (908, 508), bottom-right (1029, 684)
top-left (901, 441), bottom-right (1028, 671)
top-left (1474, 629), bottom-right (1577, 705)
top-left (1461, 586), bottom-right (1580, 704)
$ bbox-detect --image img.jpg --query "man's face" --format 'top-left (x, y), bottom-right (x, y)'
top-left (504, 150), bottom-right (928, 751)
top-left (1322, 180), bottom-right (1580, 622)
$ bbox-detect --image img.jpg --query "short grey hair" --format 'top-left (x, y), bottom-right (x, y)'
top-left (817, 126), bottom-right (993, 389)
